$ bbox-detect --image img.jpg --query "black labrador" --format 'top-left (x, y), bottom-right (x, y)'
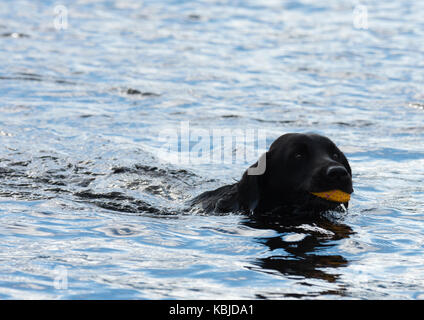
top-left (189, 133), bottom-right (353, 215)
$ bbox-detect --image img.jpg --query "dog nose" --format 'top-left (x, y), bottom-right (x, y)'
top-left (326, 165), bottom-right (348, 180)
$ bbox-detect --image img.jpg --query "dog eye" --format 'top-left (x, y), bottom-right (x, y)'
top-left (294, 152), bottom-right (303, 159)
top-left (332, 153), bottom-right (340, 160)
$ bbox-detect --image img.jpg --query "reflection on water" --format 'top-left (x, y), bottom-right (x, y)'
top-left (244, 214), bottom-right (353, 297)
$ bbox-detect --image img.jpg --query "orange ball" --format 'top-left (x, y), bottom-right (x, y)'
top-left (310, 190), bottom-right (351, 203)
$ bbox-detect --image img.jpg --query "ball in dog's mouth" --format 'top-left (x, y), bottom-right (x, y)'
top-left (310, 190), bottom-right (351, 203)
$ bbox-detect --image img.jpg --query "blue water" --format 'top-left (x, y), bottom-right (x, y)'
top-left (1, 0), bottom-right (424, 299)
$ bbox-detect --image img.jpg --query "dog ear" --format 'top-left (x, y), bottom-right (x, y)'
top-left (237, 171), bottom-right (260, 211)
top-left (237, 153), bottom-right (267, 212)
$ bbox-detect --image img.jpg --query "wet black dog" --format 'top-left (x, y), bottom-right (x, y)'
top-left (190, 133), bottom-right (353, 215)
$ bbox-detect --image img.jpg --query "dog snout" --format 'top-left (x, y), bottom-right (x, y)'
top-left (326, 165), bottom-right (349, 180)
